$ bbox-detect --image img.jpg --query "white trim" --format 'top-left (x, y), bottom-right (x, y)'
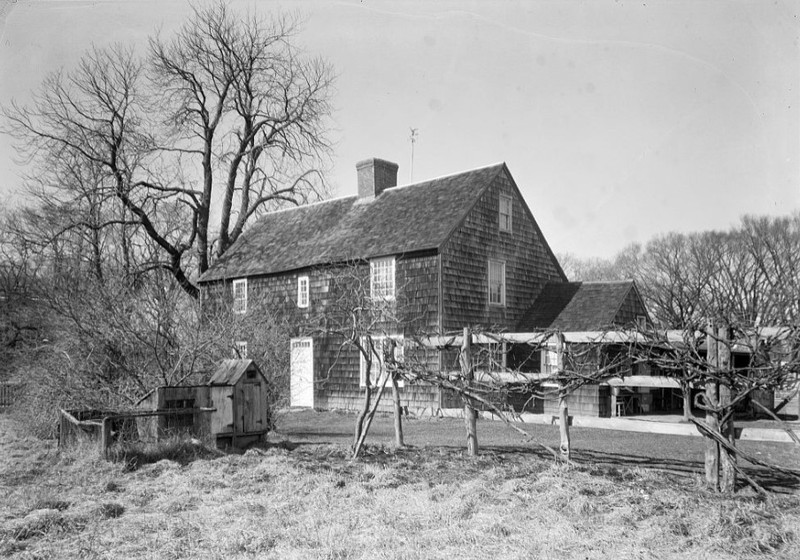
top-left (297, 276), bottom-right (309, 308)
top-left (232, 279), bottom-right (248, 314)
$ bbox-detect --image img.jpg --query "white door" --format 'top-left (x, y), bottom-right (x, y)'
top-left (290, 338), bottom-right (314, 408)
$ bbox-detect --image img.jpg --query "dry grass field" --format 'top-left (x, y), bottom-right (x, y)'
top-left (1, 410), bottom-right (799, 559)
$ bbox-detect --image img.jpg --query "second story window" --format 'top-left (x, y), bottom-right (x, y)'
top-left (232, 279), bottom-right (248, 314)
top-left (488, 260), bottom-right (505, 306)
top-left (370, 257), bottom-right (395, 301)
top-left (232, 340), bottom-right (248, 359)
top-left (297, 276), bottom-right (309, 308)
top-left (499, 194), bottom-right (513, 233)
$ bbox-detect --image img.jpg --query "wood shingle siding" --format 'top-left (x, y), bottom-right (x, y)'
top-left (440, 171), bottom-right (564, 331)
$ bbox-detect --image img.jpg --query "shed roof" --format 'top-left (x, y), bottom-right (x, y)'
top-left (208, 359), bottom-right (261, 386)
top-left (518, 281), bottom-right (638, 331)
top-left (199, 163), bottom-right (506, 282)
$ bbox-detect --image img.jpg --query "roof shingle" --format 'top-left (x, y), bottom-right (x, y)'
top-left (199, 163), bottom-right (505, 282)
top-left (518, 281), bottom-right (637, 331)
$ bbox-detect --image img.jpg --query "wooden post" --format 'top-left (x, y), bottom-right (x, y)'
top-left (390, 374), bottom-right (404, 448)
top-left (100, 417), bottom-right (112, 460)
top-left (705, 321), bottom-right (720, 491)
top-left (718, 324), bottom-right (736, 493)
top-left (461, 327), bottom-right (478, 457)
top-left (556, 333), bottom-right (570, 462)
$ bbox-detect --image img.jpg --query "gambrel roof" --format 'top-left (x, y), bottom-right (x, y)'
top-left (200, 163), bottom-right (510, 282)
top-left (518, 281), bottom-right (645, 331)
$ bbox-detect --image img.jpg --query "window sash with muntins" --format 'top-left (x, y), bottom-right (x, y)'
top-left (360, 335), bottom-right (405, 388)
top-left (298, 276), bottom-right (309, 308)
top-left (232, 279), bottom-right (248, 314)
top-left (233, 341), bottom-right (248, 359)
top-left (499, 194), bottom-right (513, 233)
top-left (370, 257), bottom-right (396, 301)
top-left (488, 260), bottom-right (505, 306)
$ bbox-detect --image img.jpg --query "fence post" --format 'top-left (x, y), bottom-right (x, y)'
top-left (461, 327), bottom-right (478, 457)
top-left (100, 417), bottom-right (112, 459)
top-left (556, 333), bottom-right (570, 462)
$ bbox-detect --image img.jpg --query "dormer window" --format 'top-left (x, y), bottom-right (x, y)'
top-left (499, 194), bottom-right (513, 233)
top-left (370, 257), bottom-right (395, 301)
top-left (298, 276), bottom-right (309, 308)
top-left (232, 279), bottom-right (248, 314)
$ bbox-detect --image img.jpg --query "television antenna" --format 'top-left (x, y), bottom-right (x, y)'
top-left (409, 128), bottom-right (419, 182)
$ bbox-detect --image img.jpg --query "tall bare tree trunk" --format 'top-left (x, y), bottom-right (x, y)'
top-left (705, 322), bottom-right (720, 491)
top-left (718, 325), bottom-right (737, 493)
top-left (461, 327), bottom-right (478, 456)
top-left (353, 367), bottom-right (391, 459)
top-left (353, 355), bottom-right (372, 450)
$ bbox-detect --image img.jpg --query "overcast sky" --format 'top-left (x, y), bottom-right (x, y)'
top-left (0, 0), bottom-right (798, 259)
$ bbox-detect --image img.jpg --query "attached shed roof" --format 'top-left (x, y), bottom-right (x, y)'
top-left (518, 281), bottom-right (638, 331)
top-left (199, 163), bottom-right (506, 282)
top-left (208, 359), bottom-right (261, 386)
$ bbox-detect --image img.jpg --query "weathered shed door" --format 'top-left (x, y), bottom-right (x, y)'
top-left (290, 338), bottom-right (314, 408)
top-left (241, 382), bottom-right (262, 433)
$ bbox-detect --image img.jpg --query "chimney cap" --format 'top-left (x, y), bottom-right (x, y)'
top-left (356, 158), bottom-right (399, 171)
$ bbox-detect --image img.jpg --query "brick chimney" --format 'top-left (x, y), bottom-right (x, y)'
top-left (356, 158), bottom-right (398, 199)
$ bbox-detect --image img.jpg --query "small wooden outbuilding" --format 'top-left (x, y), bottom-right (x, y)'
top-left (208, 359), bottom-right (272, 448)
top-left (138, 359), bottom-right (272, 448)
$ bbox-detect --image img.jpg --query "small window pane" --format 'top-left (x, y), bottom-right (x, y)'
top-left (232, 279), bottom-right (248, 314)
top-left (488, 260), bottom-right (505, 306)
top-left (370, 257), bottom-right (395, 300)
top-left (298, 276), bottom-right (309, 308)
top-left (499, 194), bottom-right (513, 233)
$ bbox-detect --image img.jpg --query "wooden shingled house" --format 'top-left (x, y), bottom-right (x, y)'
top-left (198, 157), bottom-right (648, 416)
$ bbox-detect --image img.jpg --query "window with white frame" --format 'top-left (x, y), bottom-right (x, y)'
top-left (297, 276), bottom-right (309, 308)
top-left (488, 260), bottom-right (505, 306)
top-left (233, 340), bottom-right (248, 359)
top-left (360, 335), bottom-right (404, 388)
top-left (370, 257), bottom-right (396, 301)
top-left (542, 348), bottom-right (560, 374)
top-left (499, 194), bottom-right (513, 233)
top-left (232, 279), bottom-right (248, 314)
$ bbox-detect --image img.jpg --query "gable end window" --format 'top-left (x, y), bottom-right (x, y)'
top-left (298, 276), bottom-right (310, 308)
top-left (488, 260), bottom-right (506, 306)
top-left (499, 194), bottom-right (513, 233)
top-left (232, 279), bottom-right (248, 314)
top-left (370, 257), bottom-right (396, 301)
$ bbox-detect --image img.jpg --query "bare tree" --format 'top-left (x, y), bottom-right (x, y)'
top-left (2, 1), bottom-right (334, 298)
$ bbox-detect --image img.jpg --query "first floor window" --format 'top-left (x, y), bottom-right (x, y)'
top-left (370, 257), bottom-right (396, 301)
top-left (542, 348), bottom-right (560, 374)
top-left (232, 279), bottom-right (248, 314)
top-left (488, 260), bottom-right (505, 306)
top-left (360, 335), bottom-right (404, 388)
top-left (233, 341), bottom-right (248, 359)
top-left (298, 276), bottom-right (310, 308)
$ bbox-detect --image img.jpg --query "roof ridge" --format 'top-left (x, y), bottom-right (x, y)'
top-left (388, 161), bottom-right (506, 191)
top-left (259, 194), bottom-right (356, 216)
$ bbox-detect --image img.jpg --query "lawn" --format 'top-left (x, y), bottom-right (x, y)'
top-left (1, 410), bottom-right (799, 560)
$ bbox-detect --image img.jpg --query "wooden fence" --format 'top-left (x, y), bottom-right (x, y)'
top-left (59, 407), bottom-right (215, 458)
